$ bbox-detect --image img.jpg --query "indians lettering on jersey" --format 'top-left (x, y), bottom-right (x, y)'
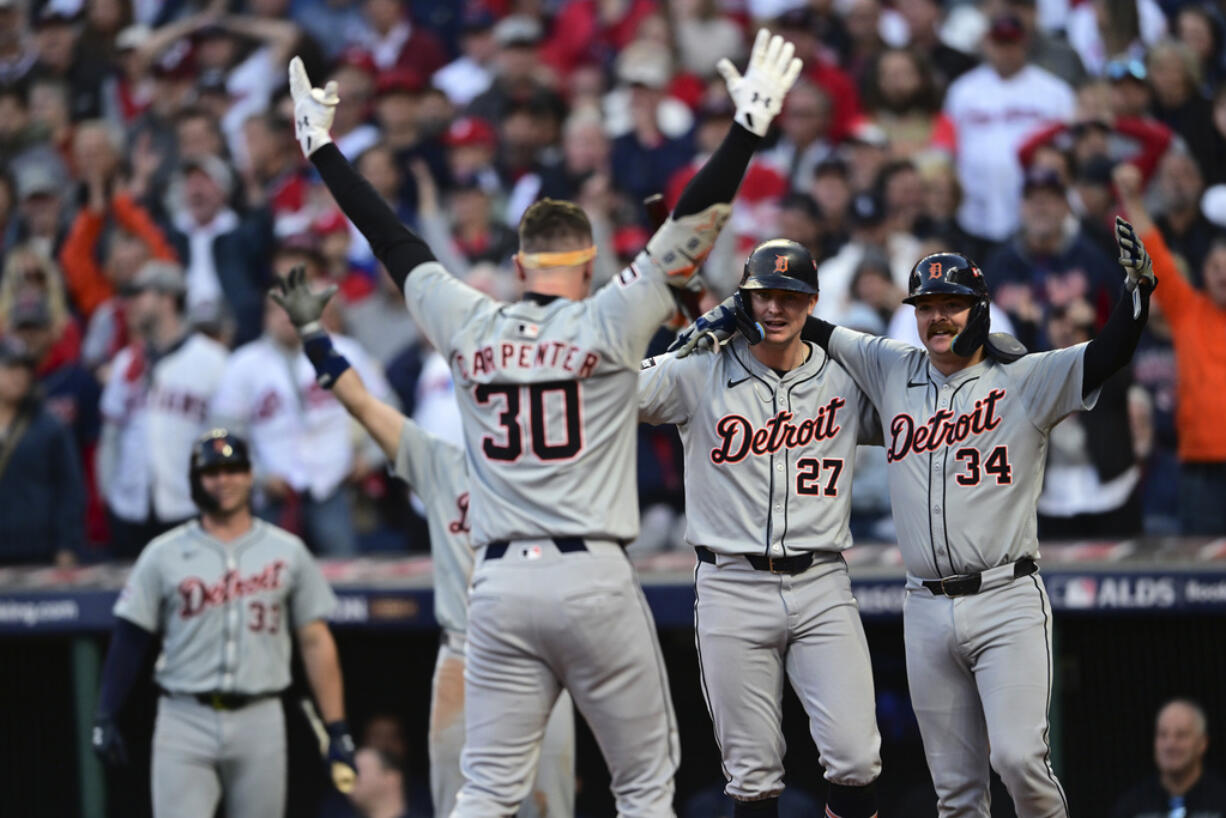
top-left (253, 382), bottom-right (337, 420)
top-left (710, 396), bottom-right (846, 464)
top-left (178, 560), bottom-right (288, 618)
top-left (886, 388), bottom-right (1006, 463)
top-left (454, 342), bottom-right (599, 381)
top-left (448, 492), bottom-right (471, 535)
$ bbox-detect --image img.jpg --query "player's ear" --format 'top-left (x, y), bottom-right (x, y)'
top-left (808, 293), bottom-right (819, 312)
top-left (513, 253), bottom-right (527, 283)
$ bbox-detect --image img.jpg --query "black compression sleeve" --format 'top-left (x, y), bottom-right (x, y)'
top-left (1082, 280), bottom-right (1154, 398)
top-left (310, 144), bottom-right (436, 292)
top-left (96, 618), bottom-right (155, 719)
top-left (801, 315), bottom-right (835, 349)
top-left (673, 123), bottom-right (762, 218)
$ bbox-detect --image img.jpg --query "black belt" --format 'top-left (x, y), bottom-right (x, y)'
top-left (177, 691), bottom-right (280, 711)
top-left (484, 537), bottom-right (589, 561)
top-left (696, 545), bottom-right (814, 575)
top-left (922, 557), bottom-right (1038, 597)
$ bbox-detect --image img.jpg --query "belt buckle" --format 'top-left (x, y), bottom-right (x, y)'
top-left (940, 576), bottom-right (962, 596)
top-left (210, 692), bottom-right (225, 710)
top-left (767, 556), bottom-right (783, 574)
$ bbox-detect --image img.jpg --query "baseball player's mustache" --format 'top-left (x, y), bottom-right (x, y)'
top-left (928, 323), bottom-right (958, 338)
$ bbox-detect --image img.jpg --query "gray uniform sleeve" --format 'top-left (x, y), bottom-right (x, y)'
top-left (855, 388), bottom-right (883, 446)
top-left (113, 547), bottom-right (163, 633)
top-left (587, 264), bottom-right (678, 370)
top-left (637, 351), bottom-right (707, 426)
top-left (1012, 343), bottom-right (1099, 430)
top-left (289, 545), bottom-right (337, 627)
top-left (827, 326), bottom-right (914, 407)
top-left (392, 417), bottom-right (449, 489)
top-left (402, 261), bottom-right (498, 359)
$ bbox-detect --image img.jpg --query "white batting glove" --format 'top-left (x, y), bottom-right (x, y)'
top-left (288, 56), bottom-right (338, 158)
top-left (716, 28), bottom-right (804, 137)
top-left (1115, 216), bottom-right (1155, 292)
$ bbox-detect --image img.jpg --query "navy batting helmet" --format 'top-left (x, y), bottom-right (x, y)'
top-left (189, 429), bottom-right (251, 511)
top-left (740, 239), bottom-right (819, 296)
top-left (904, 252), bottom-right (991, 357)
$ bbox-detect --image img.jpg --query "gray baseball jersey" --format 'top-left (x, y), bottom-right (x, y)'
top-left (114, 519), bottom-right (336, 694)
top-left (402, 259), bottom-right (675, 547)
top-left (639, 337), bottom-right (883, 802)
top-left (391, 419), bottom-right (471, 636)
top-left (825, 325), bottom-right (1084, 817)
top-left (638, 337), bottom-right (880, 557)
top-left (826, 327), bottom-right (1097, 578)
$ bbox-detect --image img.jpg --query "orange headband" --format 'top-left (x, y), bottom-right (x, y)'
top-left (517, 246), bottom-right (597, 270)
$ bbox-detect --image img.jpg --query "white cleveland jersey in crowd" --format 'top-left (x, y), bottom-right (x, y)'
top-left (401, 259), bottom-right (676, 547)
top-left (113, 518), bottom-right (336, 694)
top-left (944, 63), bottom-right (1075, 241)
top-left (826, 326), bottom-right (1098, 579)
top-left (391, 419), bottom-right (471, 636)
top-left (210, 334), bottom-right (392, 501)
top-left (638, 337), bottom-right (880, 556)
top-left (100, 333), bottom-right (229, 522)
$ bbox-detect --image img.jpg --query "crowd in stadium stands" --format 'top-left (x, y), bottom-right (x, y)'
top-left (1, 0), bottom-right (1225, 567)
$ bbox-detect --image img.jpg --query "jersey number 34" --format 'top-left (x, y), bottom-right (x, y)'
top-left (475, 381), bottom-right (583, 462)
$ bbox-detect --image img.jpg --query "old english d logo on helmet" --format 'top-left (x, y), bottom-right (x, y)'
top-left (774, 255), bottom-right (789, 273)
top-left (928, 261), bottom-right (943, 278)
top-left (739, 239), bottom-right (819, 295)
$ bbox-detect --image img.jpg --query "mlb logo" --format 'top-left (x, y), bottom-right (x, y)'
top-left (517, 322), bottom-right (540, 339)
top-left (520, 545), bottom-right (543, 560)
top-left (1061, 577), bottom-right (1097, 609)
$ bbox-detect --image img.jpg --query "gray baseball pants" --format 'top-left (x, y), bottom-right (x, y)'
top-left (904, 573), bottom-right (1069, 817)
top-left (151, 694), bottom-right (285, 818)
top-left (694, 551), bottom-right (881, 801)
top-left (453, 539), bottom-right (679, 817)
top-left (431, 632), bottom-right (576, 817)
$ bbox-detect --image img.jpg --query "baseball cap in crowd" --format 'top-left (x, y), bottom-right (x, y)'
top-left (34, 6), bottom-right (79, 28)
top-left (986, 14), bottom-right (1026, 44)
top-left (814, 156), bottom-right (851, 180)
top-left (375, 68), bottom-right (424, 98)
top-left (1105, 58), bottom-right (1148, 84)
top-left (493, 14), bottom-right (542, 48)
top-left (8, 296), bottom-right (52, 330)
top-left (616, 41), bottom-right (672, 90)
top-left (462, 7), bottom-right (496, 34)
top-left (16, 162), bottom-right (60, 200)
top-left (851, 192), bottom-right (885, 226)
top-left (775, 7), bottom-right (818, 33)
top-left (123, 260), bottom-right (186, 296)
top-left (337, 47), bottom-right (377, 76)
top-left (845, 121), bottom-right (890, 150)
top-left (0, 336), bottom-right (35, 368)
top-left (115, 23), bottom-right (151, 52)
top-left (180, 154), bottom-right (234, 198)
top-left (443, 116), bottom-right (497, 150)
top-left (151, 41), bottom-right (196, 79)
top-left (1022, 166), bottom-right (1066, 196)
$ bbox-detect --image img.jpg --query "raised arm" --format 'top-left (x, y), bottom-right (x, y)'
top-left (269, 266), bottom-right (404, 459)
top-left (288, 58), bottom-right (437, 293)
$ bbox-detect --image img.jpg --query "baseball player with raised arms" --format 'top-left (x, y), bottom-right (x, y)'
top-left (639, 239), bottom-right (882, 818)
top-left (678, 220), bottom-right (1157, 816)
top-left (90, 428), bottom-right (357, 818)
top-left (268, 266), bottom-right (576, 817)
top-left (288, 28), bottom-right (802, 816)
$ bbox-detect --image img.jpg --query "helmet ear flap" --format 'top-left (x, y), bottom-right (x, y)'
top-left (951, 298), bottom-right (989, 357)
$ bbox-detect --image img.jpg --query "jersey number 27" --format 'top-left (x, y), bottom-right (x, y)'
top-left (475, 381), bottom-right (583, 462)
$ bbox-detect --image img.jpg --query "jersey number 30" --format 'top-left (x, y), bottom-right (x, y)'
top-left (475, 381), bottom-right (583, 462)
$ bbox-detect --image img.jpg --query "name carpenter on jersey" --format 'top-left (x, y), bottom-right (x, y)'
top-left (454, 342), bottom-right (600, 382)
top-left (178, 560), bottom-right (288, 618)
top-left (886, 388), bottom-right (1006, 463)
top-left (710, 396), bottom-right (846, 464)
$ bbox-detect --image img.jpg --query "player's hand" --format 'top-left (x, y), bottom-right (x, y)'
top-left (288, 55), bottom-right (338, 158)
top-left (1115, 216), bottom-right (1155, 292)
top-left (325, 721), bottom-right (357, 794)
top-left (269, 265), bottom-right (337, 336)
top-left (92, 716), bottom-right (129, 767)
top-left (669, 293), bottom-right (764, 357)
top-left (716, 28), bottom-right (804, 137)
